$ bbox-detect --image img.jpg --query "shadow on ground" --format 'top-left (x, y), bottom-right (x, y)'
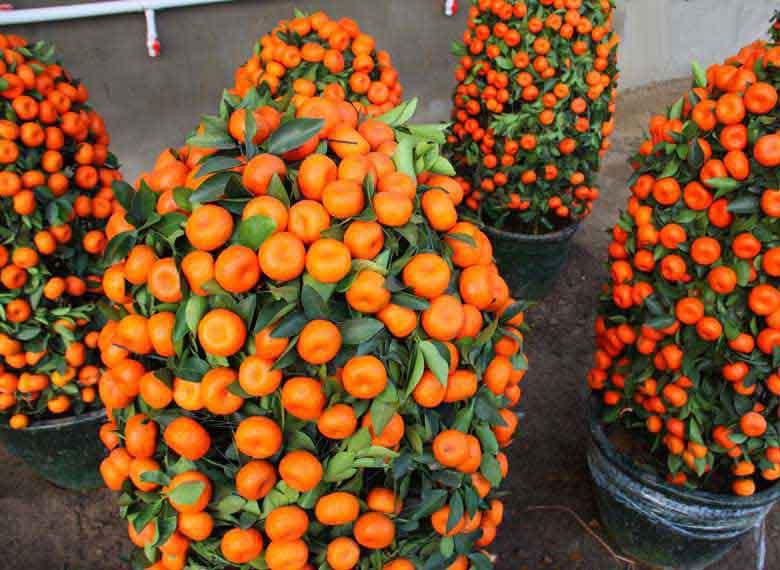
top-left (1, 80), bottom-right (778, 570)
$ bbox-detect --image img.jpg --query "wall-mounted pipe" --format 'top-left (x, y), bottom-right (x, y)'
top-left (144, 8), bottom-right (160, 57)
top-left (443, 0), bottom-right (457, 16)
top-left (0, 0), bottom-right (231, 24)
top-left (0, 0), bottom-right (232, 57)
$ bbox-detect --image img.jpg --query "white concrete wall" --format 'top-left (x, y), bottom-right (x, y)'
top-left (616, 0), bottom-right (776, 89)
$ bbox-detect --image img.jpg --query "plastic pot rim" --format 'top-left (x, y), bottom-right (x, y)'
top-left (484, 220), bottom-right (580, 244)
top-left (0, 408), bottom-right (106, 433)
top-left (588, 396), bottom-right (780, 509)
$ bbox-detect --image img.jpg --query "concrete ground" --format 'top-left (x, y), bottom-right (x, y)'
top-left (2, 77), bottom-right (779, 570)
top-left (1, 1), bottom-right (779, 567)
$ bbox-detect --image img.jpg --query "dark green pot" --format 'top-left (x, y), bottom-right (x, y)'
top-left (587, 405), bottom-right (779, 569)
top-left (485, 223), bottom-right (579, 301)
top-left (0, 409), bottom-right (106, 491)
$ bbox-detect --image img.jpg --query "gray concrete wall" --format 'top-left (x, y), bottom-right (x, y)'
top-left (3, 0), bottom-right (775, 180)
top-left (615, 0), bottom-right (776, 89)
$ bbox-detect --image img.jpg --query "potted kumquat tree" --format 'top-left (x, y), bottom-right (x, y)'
top-left (233, 9), bottom-right (403, 117)
top-left (94, 15), bottom-right (528, 568)
top-left (0, 33), bottom-right (122, 489)
top-left (446, 0), bottom-right (619, 299)
top-left (587, 22), bottom-right (780, 568)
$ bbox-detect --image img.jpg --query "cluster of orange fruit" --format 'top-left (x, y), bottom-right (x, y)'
top-left (96, 12), bottom-right (526, 569)
top-left (233, 10), bottom-right (402, 117)
top-left (0, 33), bottom-right (122, 427)
top-left (589, 32), bottom-right (780, 495)
top-left (445, 0), bottom-right (619, 232)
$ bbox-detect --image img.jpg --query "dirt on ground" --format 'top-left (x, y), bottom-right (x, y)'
top-left (1, 79), bottom-right (778, 570)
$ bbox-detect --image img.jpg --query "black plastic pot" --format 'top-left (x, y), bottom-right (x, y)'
top-left (485, 223), bottom-right (579, 301)
top-left (0, 409), bottom-right (106, 491)
top-left (588, 407), bottom-right (780, 569)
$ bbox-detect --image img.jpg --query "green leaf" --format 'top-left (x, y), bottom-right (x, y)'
top-left (645, 314), bottom-right (676, 330)
top-left (201, 279), bottom-right (229, 296)
top-left (155, 212), bottom-right (187, 239)
top-left (111, 180), bottom-right (135, 211)
top-left (687, 139), bottom-right (705, 170)
top-left (391, 292), bottom-right (429, 311)
top-left (429, 155), bottom-right (456, 176)
top-left (301, 284), bottom-right (327, 319)
top-left (196, 156), bottom-right (242, 177)
top-left (450, 41), bottom-right (467, 57)
top-left (228, 380), bottom-right (251, 398)
top-left (324, 451), bottom-right (357, 482)
top-left (705, 177), bottom-right (739, 193)
top-left (237, 214), bottom-right (276, 249)
top-left (440, 536), bottom-right (455, 558)
top-left (393, 136), bottom-right (416, 179)
top-left (692, 61), bottom-right (708, 88)
top-left (499, 301), bottom-right (526, 324)
top-left (341, 318), bottom-right (384, 345)
top-left (103, 231), bottom-right (137, 265)
top-left (174, 353), bottom-right (209, 381)
top-left (266, 118), bottom-right (324, 155)
top-left (152, 513), bottom-right (178, 549)
top-left (410, 488), bottom-right (447, 520)
top-left (140, 470), bottom-right (171, 487)
top-left (166, 481), bottom-right (205, 505)
top-left (445, 232), bottom-right (476, 247)
top-left (128, 184), bottom-right (157, 227)
top-left (346, 427), bottom-right (372, 453)
top-left (244, 107), bottom-right (259, 159)
top-left (287, 430), bottom-right (317, 453)
top-left (480, 453), bottom-right (503, 487)
top-left (735, 260), bottom-right (751, 286)
top-left (185, 296), bottom-right (209, 334)
top-left (131, 502), bottom-right (161, 534)
top-left (420, 340), bottom-right (449, 385)
top-left (688, 417), bottom-right (704, 445)
top-left (406, 124), bottom-right (447, 144)
top-left (475, 423), bottom-right (499, 455)
top-left (186, 131), bottom-right (236, 150)
top-left (658, 160), bottom-right (680, 180)
top-left (266, 173), bottom-right (290, 207)
top-left (405, 346), bottom-right (425, 398)
top-left (727, 196), bottom-right (759, 214)
top-left (272, 311), bottom-right (308, 338)
top-left (189, 171), bottom-right (235, 204)
top-left (172, 187), bottom-right (193, 212)
top-left (668, 96), bottom-right (684, 120)
top-left (375, 98), bottom-right (418, 127)
top-left (368, 384), bottom-right (398, 436)
top-left (446, 493), bottom-right (464, 533)
top-left (216, 494), bottom-right (247, 515)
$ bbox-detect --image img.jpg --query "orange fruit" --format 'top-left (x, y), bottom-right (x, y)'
top-left (185, 204), bottom-right (234, 251)
top-left (235, 460), bottom-right (277, 500)
top-left (342, 355), bottom-right (388, 399)
top-left (235, 416), bottom-right (282, 458)
top-left (279, 449), bottom-right (323, 492)
top-left (353, 512), bottom-right (395, 549)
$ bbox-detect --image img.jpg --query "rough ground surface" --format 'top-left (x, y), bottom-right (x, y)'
top-left (1, 80), bottom-right (779, 570)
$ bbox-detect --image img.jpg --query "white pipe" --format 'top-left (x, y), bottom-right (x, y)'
top-left (0, 0), bottom-right (231, 25)
top-left (443, 0), bottom-right (457, 16)
top-left (144, 8), bottom-right (159, 57)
